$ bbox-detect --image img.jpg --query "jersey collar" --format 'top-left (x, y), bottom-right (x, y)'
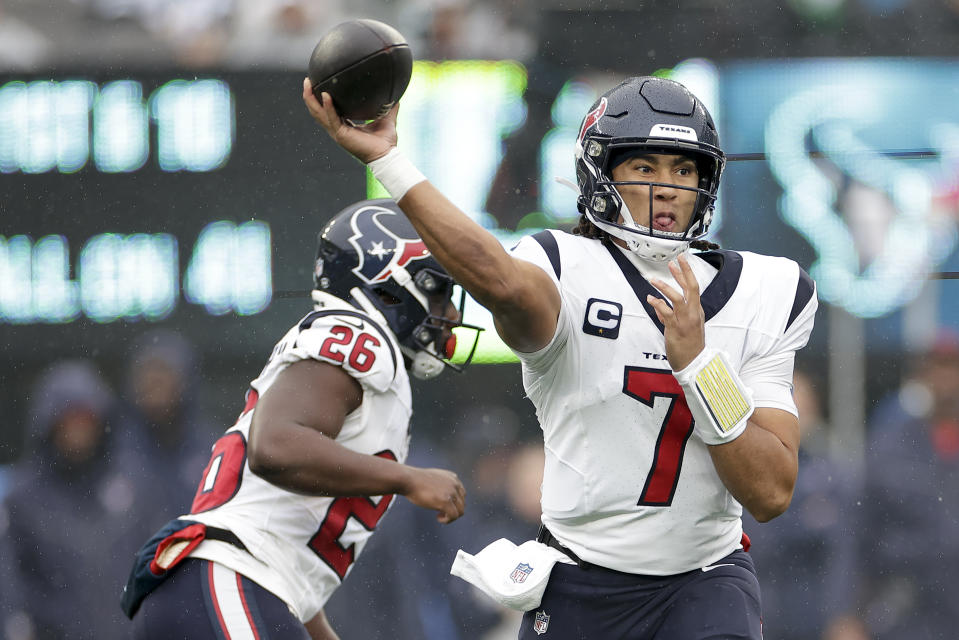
top-left (603, 244), bottom-right (743, 335)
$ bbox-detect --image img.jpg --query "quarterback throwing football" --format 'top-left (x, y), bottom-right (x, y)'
top-left (305, 76), bottom-right (817, 639)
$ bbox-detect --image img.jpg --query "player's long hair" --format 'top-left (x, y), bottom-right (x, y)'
top-left (570, 214), bottom-right (720, 251)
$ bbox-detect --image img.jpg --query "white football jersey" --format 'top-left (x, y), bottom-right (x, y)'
top-left (510, 230), bottom-right (817, 575)
top-left (184, 292), bottom-right (412, 622)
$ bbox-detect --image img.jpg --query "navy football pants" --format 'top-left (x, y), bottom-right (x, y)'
top-left (130, 559), bottom-right (309, 640)
top-left (518, 550), bottom-right (762, 639)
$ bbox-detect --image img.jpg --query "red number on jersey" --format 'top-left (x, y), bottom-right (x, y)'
top-left (307, 450), bottom-right (397, 580)
top-left (318, 326), bottom-right (380, 373)
top-left (348, 333), bottom-right (380, 372)
top-left (191, 431), bottom-right (247, 513)
top-left (623, 367), bottom-right (695, 507)
top-left (318, 326), bottom-right (354, 363)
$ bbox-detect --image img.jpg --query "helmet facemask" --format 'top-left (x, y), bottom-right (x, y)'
top-left (380, 267), bottom-right (483, 380)
top-left (312, 199), bottom-right (483, 379)
top-left (579, 139), bottom-right (722, 261)
top-left (573, 77), bottom-right (726, 261)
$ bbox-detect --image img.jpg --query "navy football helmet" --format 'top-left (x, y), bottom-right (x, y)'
top-left (313, 199), bottom-right (481, 379)
top-left (575, 76), bottom-right (725, 261)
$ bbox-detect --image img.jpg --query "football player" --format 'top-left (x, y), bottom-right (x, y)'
top-left (305, 76), bottom-right (817, 639)
top-left (121, 199), bottom-right (481, 640)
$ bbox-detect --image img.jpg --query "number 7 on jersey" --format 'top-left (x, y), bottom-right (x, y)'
top-left (623, 367), bottom-right (695, 507)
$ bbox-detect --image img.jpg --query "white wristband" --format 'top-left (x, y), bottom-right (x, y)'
top-left (674, 347), bottom-right (754, 445)
top-left (368, 147), bottom-right (427, 201)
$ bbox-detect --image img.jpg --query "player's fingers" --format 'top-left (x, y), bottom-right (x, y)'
top-left (649, 278), bottom-right (684, 308)
top-left (667, 260), bottom-right (691, 302)
top-left (318, 92), bottom-right (358, 138)
top-left (302, 79), bottom-right (325, 118)
top-left (646, 295), bottom-right (671, 325)
top-left (667, 260), bottom-right (686, 297)
top-left (451, 499), bottom-right (465, 521)
top-left (450, 486), bottom-right (464, 509)
top-left (438, 500), bottom-right (462, 524)
top-left (319, 92), bottom-right (341, 122)
top-left (675, 254), bottom-right (701, 300)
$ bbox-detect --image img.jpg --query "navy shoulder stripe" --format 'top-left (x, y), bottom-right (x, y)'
top-left (531, 230), bottom-right (561, 280)
top-left (694, 250), bottom-right (744, 320)
top-left (786, 268), bottom-right (815, 332)
top-left (297, 309), bottom-right (398, 378)
top-left (604, 243), bottom-right (665, 333)
top-left (604, 246), bottom-right (743, 335)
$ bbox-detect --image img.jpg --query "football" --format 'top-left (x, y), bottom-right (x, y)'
top-left (307, 19), bottom-right (413, 122)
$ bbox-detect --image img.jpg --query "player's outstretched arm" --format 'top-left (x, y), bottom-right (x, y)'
top-left (248, 359), bottom-right (465, 523)
top-left (302, 79), bottom-right (560, 353)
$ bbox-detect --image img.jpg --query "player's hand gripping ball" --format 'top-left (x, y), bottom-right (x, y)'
top-left (307, 19), bottom-right (413, 122)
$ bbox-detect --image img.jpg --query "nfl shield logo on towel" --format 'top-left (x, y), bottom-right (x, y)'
top-left (510, 562), bottom-right (533, 583)
top-left (534, 610), bottom-right (550, 635)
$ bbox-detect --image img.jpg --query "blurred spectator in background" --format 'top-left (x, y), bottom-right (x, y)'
top-left (0, 463), bottom-right (9, 502)
top-left (0, 360), bottom-right (142, 639)
top-left (117, 328), bottom-right (217, 525)
top-left (66, 0), bottom-right (231, 67)
top-left (742, 368), bottom-right (868, 640)
top-left (223, 0), bottom-right (330, 69)
top-left (856, 329), bottom-right (959, 639)
top-left (0, 0), bottom-right (52, 70)
top-left (145, 0), bottom-right (233, 68)
top-left (399, 0), bottom-right (536, 62)
top-left (223, 0), bottom-right (399, 69)
top-left (0, 518), bottom-right (31, 640)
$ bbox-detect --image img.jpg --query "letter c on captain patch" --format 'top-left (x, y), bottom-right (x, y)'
top-left (583, 298), bottom-right (622, 339)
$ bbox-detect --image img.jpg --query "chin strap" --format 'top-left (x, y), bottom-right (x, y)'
top-left (402, 346), bottom-right (445, 380)
top-left (586, 210), bottom-right (689, 262)
top-left (346, 287), bottom-right (384, 318)
top-left (586, 187), bottom-right (690, 262)
top-left (391, 266), bottom-right (431, 311)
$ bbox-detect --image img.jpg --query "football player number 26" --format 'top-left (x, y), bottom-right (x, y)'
top-left (318, 325), bottom-right (379, 373)
top-left (623, 367), bottom-right (695, 507)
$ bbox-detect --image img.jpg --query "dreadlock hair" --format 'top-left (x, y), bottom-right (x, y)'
top-left (691, 239), bottom-right (720, 251)
top-left (570, 214), bottom-right (720, 251)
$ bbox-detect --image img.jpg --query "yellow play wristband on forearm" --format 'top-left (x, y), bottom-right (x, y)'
top-left (673, 347), bottom-right (754, 445)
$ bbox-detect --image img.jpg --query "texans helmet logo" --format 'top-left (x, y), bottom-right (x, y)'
top-left (348, 205), bottom-right (430, 284)
top-left (578, 97), bottom-right (608, 146)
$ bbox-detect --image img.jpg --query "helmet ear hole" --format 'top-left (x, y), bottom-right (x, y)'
top-left (373, 287), bottom-right (402, 306)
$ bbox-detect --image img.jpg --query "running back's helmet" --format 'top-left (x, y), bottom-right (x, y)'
top-left (313, 199), bottom-right (480, 379)
top-left (575, 76), bottom-right (725, 261)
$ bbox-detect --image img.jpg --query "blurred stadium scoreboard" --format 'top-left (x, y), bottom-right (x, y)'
top-left (0, 64), bottom-right (538, 365)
